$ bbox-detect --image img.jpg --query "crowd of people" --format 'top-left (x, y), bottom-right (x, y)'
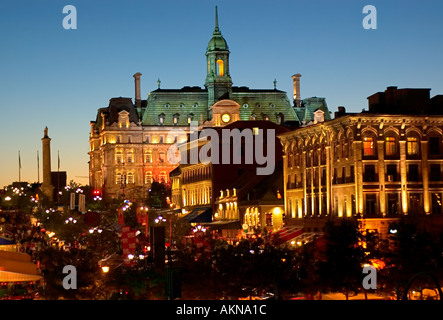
top-left (0, 210), bottom-right (49, 264)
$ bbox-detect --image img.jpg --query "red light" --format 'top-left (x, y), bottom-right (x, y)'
top-left (93, 190), bottom-right (101, 196)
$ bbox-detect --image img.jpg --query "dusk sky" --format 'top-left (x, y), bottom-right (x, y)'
top-left (1, 0), bottom-right (443, 188)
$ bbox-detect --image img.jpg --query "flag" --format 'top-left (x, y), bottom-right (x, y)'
top-left (78, 194), bottom-right (86, 212)
top-left (70, 193), bottom-right (76, 210)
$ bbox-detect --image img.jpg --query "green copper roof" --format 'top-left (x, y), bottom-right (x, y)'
top-left (207, 6), bottom-right (228, 52)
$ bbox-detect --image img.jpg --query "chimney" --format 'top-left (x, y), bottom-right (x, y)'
top-left (292, 73), bottom-right (302, 107)
top-left (133, 72), bottom-right (142, 108)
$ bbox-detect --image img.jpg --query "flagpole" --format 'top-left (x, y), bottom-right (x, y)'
top-left (18, 151), bottom-right (21, 183)
top-left (37, 150), bottom-right (40, 184)
top-left (57, 150), bottom-right (60, 202)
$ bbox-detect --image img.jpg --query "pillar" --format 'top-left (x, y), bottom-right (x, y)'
top-left (377, 139), bottom-right (386, 216)
top-left (399, 140), bottom-right (408, 214)
top-left (421, 140), bottom-right (430, 214)
top-left (41, 127), bottom-right (54, 202)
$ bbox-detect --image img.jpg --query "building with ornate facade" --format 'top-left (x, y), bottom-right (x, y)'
top-left (278, 86), bottom-right (443, 239)
top-left (89, 7), bottom-right (331, 199)
top-left (170, 120), bottom-right (289, 240)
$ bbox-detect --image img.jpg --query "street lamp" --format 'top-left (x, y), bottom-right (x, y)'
top-left (101, 266), bottom-right (110, 300)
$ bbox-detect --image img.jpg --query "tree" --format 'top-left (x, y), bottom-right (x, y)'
top-left (318, 219), bottom-right (365, 299)
top-left (147, 182), bottom-right (171, 209)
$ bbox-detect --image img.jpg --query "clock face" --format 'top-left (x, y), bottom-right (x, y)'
top-left (221, 113), bottom-right (231, 123)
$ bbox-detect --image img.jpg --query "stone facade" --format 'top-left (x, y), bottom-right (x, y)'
top-left (89, 8), bottom-right (330, 199)
top-left (278, 87), bottom-right (443, 238)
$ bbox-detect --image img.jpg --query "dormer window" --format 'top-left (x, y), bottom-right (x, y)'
top-left (313, 109), bottom-right (325, 124)
top-left (159, 113), bottom-right (165, 125)
top-left (165, 103), bottom-right (170, 109)
top-left (243, 104), bottom-right (248, 109)
top-left (118, 110), bottom-right (130, 128)
top-left (173, 113), bottom-right (180, 125)
top-left (179, 103), bottom-right (185, 109)
top-left (269, 103), bottom-right (275, 109)
top-left (187, 113), bottom-right (194, 124)
top-left (193, 103), bottom-right (198, 108)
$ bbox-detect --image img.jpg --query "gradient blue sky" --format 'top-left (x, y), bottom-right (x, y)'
top-left (1, 0), bottom-right (443, 188)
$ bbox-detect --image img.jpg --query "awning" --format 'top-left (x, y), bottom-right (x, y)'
top-left (271, 226), bottom-right (303, 243)
top-left (182, 207), bottom-right (213, 223)
top-left (0, 237), bottom-right (14, 245)
top-left (0, 250), bottom-right (42, 283)
top-left (202, 220), bottom-right (242, 230)
top-left (0, 271), bottom-right (42, 282)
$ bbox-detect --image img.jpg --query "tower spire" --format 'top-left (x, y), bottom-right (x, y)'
top-left (214, 6), bottom-right (220, 33)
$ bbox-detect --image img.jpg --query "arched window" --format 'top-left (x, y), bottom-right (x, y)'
top-left (145, 171), bottom-right (153, 184)
top-left (159, 151), bottom-right (166, 163)
top-left (407, 136), bottom-right (419, 156)
top-left (385, 136), bottom-right (397, 156)
top-left (363, 136), bottom-right (375, 156)
top-left (115, 150), bottom-right (123, 164)
top-left (127, 172), bottom-right (134, 184)
top-left (127, 150), bottom-right (134, 164)
top-left (159, 171), bottom-right (167, 183)
top-left (145, 150), bottom-right (152, 163)
top-left (216, 59), bottom-right (224, 76)
top-left (115, 172), bottom-right (122, 185)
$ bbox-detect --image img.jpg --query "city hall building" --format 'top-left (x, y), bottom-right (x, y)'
top-left (88, 7), bottom-right (330, 199)
top-left (278, 86), bottom-right (443, 238)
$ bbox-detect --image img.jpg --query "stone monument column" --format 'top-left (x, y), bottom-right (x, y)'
top-left (41, 127), bottom-right (54, 201)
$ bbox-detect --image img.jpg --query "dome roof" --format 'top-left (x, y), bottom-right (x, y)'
top-left (207, 33), bottom-right (228, 52)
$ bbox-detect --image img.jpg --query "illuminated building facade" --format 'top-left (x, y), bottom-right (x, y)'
top-left (88, 8), bottom-right (325, 199)
top-left (170, 121), bottom-right (289, 237)
top-left (279, 86), bottom-right (443, 238)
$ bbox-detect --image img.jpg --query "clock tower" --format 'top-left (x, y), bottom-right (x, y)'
top-left (205, 6), bottom-right (232, 117)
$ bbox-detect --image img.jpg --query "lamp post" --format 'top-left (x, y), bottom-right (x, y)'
top-left (101, 266), bottom-right (109, 300)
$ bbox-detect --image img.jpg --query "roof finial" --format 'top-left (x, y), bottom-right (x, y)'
top-left (157, 78), bottom-right (161, 89)
top-left (214, 6), bottom-right (219, 32)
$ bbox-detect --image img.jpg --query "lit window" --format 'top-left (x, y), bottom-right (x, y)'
top-left (253, 127), bottom-right (259, 136)
top-left (127, 150), bottom-right (134, 164)
top-left (127, 172), bottom-right (134, 184)
top-left (159, 171), bottom-right (167, 183)
top-left (385, 137), bottom-right (397, 156)
top-left (407, 137), bottom-right (419, 155)
top-left (159, 114), bottom-right (165, 125)
top-left (159, 151), bottom-right (166, 163)
top-left (363, 137), bottom-right (375, 156)
top-left (216, 59), bottom-right (224, 76)
top-left (145, 150), bottom-right (152, 163)
top-left (145, 171), bottom-right (153, 184)
top-left (115, 150), bottom-right (123, 164)
top-left (115, 172), bottom-right (122, 184)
